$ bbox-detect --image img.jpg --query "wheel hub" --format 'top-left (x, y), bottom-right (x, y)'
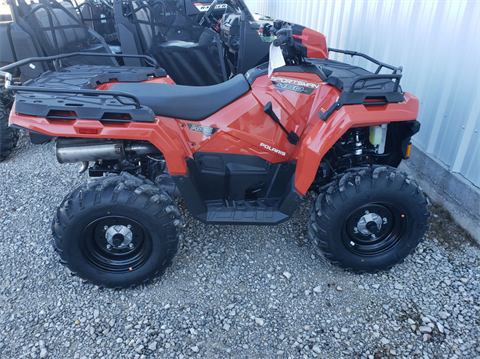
top-left (357, 212), bottom-right (383, 236)
top-left (81, 215), bottom-right (153, 273)
top-left (343, 203), bottom-right (407, 257)
top-left (105, 225), bottom-right (133, 249)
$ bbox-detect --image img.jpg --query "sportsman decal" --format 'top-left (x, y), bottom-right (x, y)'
top-left (270, 76), bottom-right (319, 95)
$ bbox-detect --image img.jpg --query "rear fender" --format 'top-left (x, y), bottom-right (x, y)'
top-left (9, 111), bottom-right (191, 175)
top-left (294, 93), bottom-right (419, 195)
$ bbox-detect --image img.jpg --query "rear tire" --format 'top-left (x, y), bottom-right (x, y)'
top-left (309, 166), bottom-right (430, 273)
top-left (52, 173), bottom-right (182, 288)
top-left (0, 88), bottom-right (18, 162)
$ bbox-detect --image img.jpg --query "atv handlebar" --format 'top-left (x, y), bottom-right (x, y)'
top-left (273, 33), bottom-right (288, 47)
top-left (272, 28), bottom-right (292, 47)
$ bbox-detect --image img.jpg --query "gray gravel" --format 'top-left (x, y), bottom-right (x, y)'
top-left (1, 136), bottom-right (479, 359)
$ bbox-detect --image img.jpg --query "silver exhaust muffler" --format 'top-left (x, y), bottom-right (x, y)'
top-left (56, 138), bottom-right (160, 163)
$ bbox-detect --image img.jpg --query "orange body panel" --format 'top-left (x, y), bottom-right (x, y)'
top-left (303, 28), bottom-right (328, 59)
top-left (293, 93), bottom-right (419, 194)
top-left (10, 70), bottom-right (418, 194)
top-left (292, 26), bottom-right (328, 59)
top-left (12, 114), bottom-right (192, 175)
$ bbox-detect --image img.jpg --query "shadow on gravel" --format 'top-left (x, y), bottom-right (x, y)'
top-left (427, 200), bottom-right (479, 251)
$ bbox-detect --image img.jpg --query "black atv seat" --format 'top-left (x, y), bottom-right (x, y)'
top-left (109, 75), bottom-right (250, 121)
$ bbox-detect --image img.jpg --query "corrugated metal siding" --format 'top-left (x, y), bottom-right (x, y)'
top-left (245, 0), bottom-right (480, 187)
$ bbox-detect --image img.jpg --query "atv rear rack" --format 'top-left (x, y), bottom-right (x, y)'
top-left (317, 48), bottom-right (404, 121)
top-left (0, 52), bottom-right (162, 109)
top-left (0, 51), bottom-right (161, 76)
top-left (0, 52), bottom-right (167, 123)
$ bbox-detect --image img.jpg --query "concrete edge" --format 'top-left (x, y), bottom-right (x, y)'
top-left (398, 143), bottom-right (480, 245)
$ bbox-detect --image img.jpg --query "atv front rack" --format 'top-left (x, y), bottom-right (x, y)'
top-left (315, 48), bottom-right (404, 121)
top-left (0, 52), bottom-right (167, 123)
top-left (327, 48), bottom-right (402, 74)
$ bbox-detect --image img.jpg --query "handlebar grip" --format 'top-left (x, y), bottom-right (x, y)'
top-left (273, 34), bottom-right (288, 47)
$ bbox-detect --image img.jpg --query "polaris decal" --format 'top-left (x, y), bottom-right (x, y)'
top-left (194, 3), bottom-right (228, 11)
top-left (260, 143), bottom-right (286, 156)
top-left (270, 76), bottom-right (319, 95)
top-left (187, 123), bottom-right (219, 136)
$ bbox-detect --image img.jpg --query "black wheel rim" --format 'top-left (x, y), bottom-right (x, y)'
top-left (81, 216), bottom-right (153, 273)
top-left (342, 202), bottom-right (408, 256)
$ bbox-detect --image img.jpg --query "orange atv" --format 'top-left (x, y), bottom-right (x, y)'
top-left (1, 23), bottom-right (429, 288)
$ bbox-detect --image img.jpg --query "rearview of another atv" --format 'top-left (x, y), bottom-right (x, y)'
top-left (1, 21), bottom-right (430, 288)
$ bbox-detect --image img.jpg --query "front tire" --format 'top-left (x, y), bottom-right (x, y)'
top-left (52, 173), bottom-right (182, 288)
top-left (309, 166), bottom-right (430, 273)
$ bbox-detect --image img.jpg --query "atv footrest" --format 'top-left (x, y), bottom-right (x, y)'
top-left (205, 199), bottom-right (288, 224)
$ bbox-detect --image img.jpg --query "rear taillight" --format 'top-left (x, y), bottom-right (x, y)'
top-left (78, 128), bottom-right (98, 135)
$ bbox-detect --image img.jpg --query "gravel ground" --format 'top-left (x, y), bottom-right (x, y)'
top-left (1, 135), bottom-right (479, 359)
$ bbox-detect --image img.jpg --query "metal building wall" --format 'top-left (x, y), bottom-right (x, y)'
top-left (245, 0), bottom-right (480, 188)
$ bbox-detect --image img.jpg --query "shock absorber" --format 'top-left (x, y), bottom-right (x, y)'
top-left (329, 127), bottom-right (370, 175)
top-left (350, 128), bottom-right (368, 165)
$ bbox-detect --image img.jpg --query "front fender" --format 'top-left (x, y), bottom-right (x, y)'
top-left (293, 92), bottom-right (419, 195)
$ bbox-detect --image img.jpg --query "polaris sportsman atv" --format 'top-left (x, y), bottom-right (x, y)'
top-left (1, 22), bottom-right (430, 288)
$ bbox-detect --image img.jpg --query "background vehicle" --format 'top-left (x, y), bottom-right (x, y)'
top-left (1, 14), bottom-right (430, 287)
top-left (109, 0), bottom-right (283, 85)
top-left (0, 0), bottom-right (118, 161)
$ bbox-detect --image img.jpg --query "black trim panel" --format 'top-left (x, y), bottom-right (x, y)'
top-left (171, 153), bottom-right (303, 225)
